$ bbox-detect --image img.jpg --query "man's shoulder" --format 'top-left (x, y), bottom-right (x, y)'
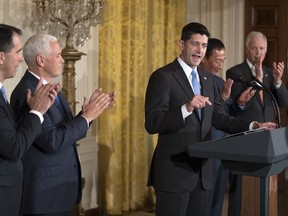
top-left (214, 75), bottom-right (224, 82)
top-left (226, 61), bottom-right (247, 73)
top-left (11, 71), bottom-right (35, 104)
top-left (13, 71), bottom-right (36, 90)
top-left (150, 59), bottom-right (180, 78)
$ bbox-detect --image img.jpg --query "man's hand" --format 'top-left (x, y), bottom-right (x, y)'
top-left (27, 79), bottom-right (60, 115)
top-left (107, 91), bottom-right (116, 109)
top-left (221, 78), bottom-right (233, 100)
top-left (237, 87), bottom-right (256, 106)
top-left (254, 56), bottom-right (264, 81)
top-left (186, 95), bottom-right (212, 112)
top-left (81, 88), bottom-right (116, 123)
top-left (252, 121), bottom-right (276, 130)
top-left (272, 61), bottom-right (284, 84)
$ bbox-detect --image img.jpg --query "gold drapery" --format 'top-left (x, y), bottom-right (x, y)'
top-left (98, 0), bottom-right (186, 215)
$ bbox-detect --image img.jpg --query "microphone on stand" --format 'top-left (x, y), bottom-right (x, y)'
top-left (227, 71), bottom-right (281, 128)
top-left (227, 71), bottom-right (262, 90)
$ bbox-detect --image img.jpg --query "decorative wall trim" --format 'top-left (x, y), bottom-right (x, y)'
top-left (78, 135), bottom-right (99, 210)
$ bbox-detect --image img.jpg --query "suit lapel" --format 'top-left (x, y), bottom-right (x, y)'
top-left (198, 69), bottom-right (210, 97)
top-left (242, 62), bottom-right (265, 106)
top-left (0, 98), bottom-right (14, 124)
top-left (56, 91), bottom-right (73, 120)
top-left (197, 69), bottom-right (211, 121)
top-left (23, 71), bottom-right (74, 120)
top-left (172, 60), bottom-right (194, 99)
top-left (172, 60), bottom-right (210, 121)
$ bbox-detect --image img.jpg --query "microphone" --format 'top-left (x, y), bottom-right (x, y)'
top-left (227, 71), bottom-right (281, 128)
top-left (227, 71), bottom-right (263, 90)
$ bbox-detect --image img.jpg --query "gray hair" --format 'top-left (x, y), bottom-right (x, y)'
top-left (23, 34), bottom-right (58, 67)
top-left (245, 31), bottom-right (267, 49)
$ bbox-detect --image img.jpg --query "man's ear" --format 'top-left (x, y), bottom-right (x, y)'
top-left (0, 52), bottom-right (5, 65)
top-left (36, 55), bottom-right (45, 67)
top-left (178, 39), bottom-right (185, 50)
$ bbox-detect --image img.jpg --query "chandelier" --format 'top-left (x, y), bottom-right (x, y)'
top-left (30, 0), bottom-right (105, 115)
top-left (31, 0), bottom-right (104, 46)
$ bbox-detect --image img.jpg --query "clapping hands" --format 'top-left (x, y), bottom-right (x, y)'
top-left (81, 88), bottom-right (116, 123)
top-left (27, 78), bottom-right (60, 115)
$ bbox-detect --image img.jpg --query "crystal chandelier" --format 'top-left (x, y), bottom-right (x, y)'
top-left (31, 0), bottom-right (104, 46)
top-left (30, 0), bottom-right (105, 115)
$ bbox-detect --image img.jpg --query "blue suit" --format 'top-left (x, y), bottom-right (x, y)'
top-left (11, 71), bottom-right (89, 214)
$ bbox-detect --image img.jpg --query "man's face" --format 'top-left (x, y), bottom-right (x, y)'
top-left (179, 33), bottom-right (208, 68)
top-left (202, 48), bottom-right (226, 75)
top-left (0, 33), bottom-right (23, 81)
top-left (245, 36), bottom-right (267, 65)
top-left (42, 41), bottom-right (65, 79)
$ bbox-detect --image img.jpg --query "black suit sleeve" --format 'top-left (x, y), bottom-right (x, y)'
top-left (145, 69), bottom-right (186, 134)
top-left (0, 104), bottom-right (41, 160)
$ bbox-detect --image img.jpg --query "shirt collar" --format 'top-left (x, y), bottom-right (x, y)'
top-left (246, 59), bottom-right (256, 76)
top-left (177, 56), bottom-right (199, 80)
top-left (28, 70), bottom-right (49, 85)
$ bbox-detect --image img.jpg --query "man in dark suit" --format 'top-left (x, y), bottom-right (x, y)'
top-left (144, 22), bottom-right (276, 216)
top-left (201, 38), bottom-right (256, 216)
top-left (0, 24), bottom-right (58, 216)
top-left (226, 31), bottom-right (288, 215)
top-left (11, 34), bottom-right (116, 216)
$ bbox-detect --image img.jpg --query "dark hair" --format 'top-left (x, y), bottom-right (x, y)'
top-left (0, 24), bottom-right (22, 53)
top-left (205, 38), bottom-right (225, 59)
top-left (180, 22), bottom-right (211, 42)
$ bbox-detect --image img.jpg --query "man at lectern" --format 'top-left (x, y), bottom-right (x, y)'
top-left (226, 31), bottom-right (288, 215)
top-left (144, 22), bottom-right (276, 216)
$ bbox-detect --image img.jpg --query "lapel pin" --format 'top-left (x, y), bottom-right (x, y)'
top-left (204, 77), bottom-right (207, 80)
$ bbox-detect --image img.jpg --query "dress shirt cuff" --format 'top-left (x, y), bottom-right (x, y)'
top-left (80, 115), bottom-right (90, 128)
top-left (249, 121), bottom-right (258, 130)
top-left (181, 104), bottom-right (192, 119)
top-left (238, 104), bottom-right (246, 110)
top-left (274, 81), bottom-right (282, 89)
top-left (29, 110), bottom-right (44, 123)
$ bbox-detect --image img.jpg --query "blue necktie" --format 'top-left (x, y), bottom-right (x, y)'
top-left (55, 95), bottom-right (61, 105)
top-left (1, 87), bottom-right (7, 103)
top-left (191, 69), bottom-right (201, 118)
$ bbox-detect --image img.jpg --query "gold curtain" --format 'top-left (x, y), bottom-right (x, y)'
top-left (98, 0), bottom-right (186, 215)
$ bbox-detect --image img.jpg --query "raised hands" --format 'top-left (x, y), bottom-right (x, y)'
top-left (237, 87), bottom-right (256, 106)
top-left (272, 61), bottom-right (284, 84)
top-left (27, 79), bottom-right (60, 115)
top-left (81, 88), bottom-right (116, 123)
top-left (221, 78), bottom-right (233, 100)
top-left (254, 56), bottom-right (264, 81)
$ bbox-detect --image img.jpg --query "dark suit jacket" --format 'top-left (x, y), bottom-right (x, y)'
top-left (11, 71), bottom-right (89, 214)
top-left (226, 61), bottom-right (288, 122)
top-left (145, 59), bottom-right (251, 193)
top-left (0, 88), bottom-right (41, 215)
top-left (211, 75), bottom-right (245, 139)
top-left (211, 75), bottom-right (232, 139)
